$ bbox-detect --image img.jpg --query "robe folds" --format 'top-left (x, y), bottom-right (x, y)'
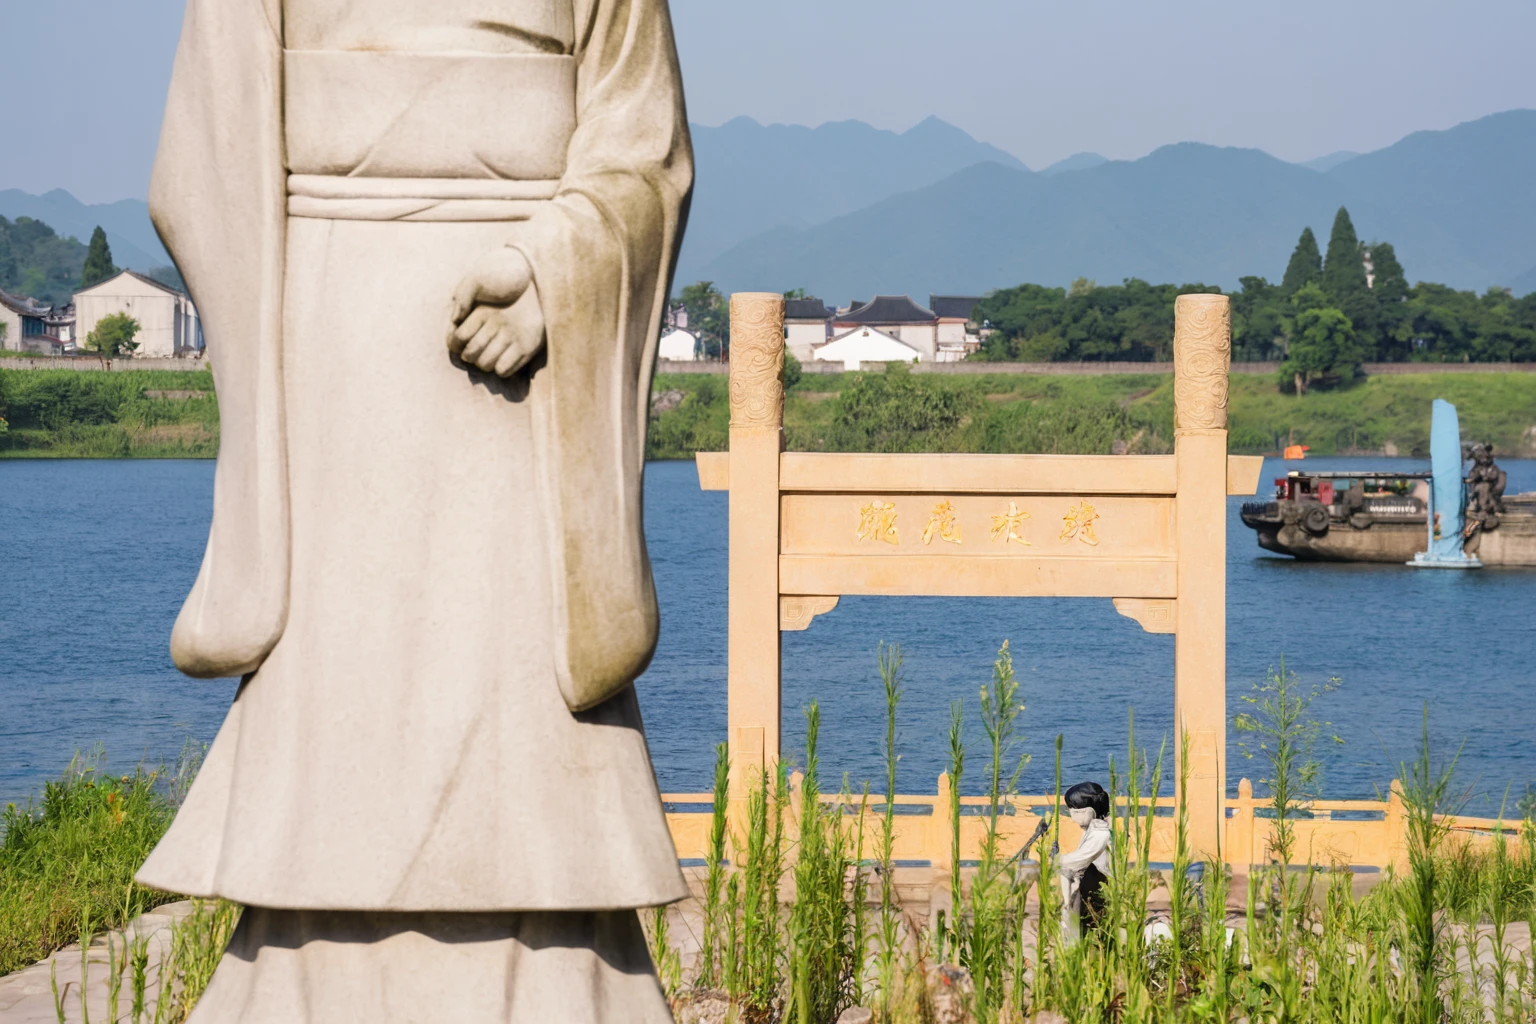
top-left (138, 0), bottom-right (693, 913)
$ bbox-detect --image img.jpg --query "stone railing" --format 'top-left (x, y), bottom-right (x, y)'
top-left (663, 775), bottom-right (1522, 874)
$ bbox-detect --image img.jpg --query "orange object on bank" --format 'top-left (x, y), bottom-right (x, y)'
top-left (1283, 444), bottom-right (1310, 460)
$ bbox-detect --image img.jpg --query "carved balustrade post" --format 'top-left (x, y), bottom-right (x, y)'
top-left (726, 293), bottom-right (785, 811)
top-left (1172, 293), bottom-right (1232, 860)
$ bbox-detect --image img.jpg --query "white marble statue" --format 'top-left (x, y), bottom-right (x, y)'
top-left (135, 0), bottom-right (692, 1019)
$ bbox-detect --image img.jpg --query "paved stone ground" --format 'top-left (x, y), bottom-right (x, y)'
top-left (0, 901), bottom-right (194, 1024)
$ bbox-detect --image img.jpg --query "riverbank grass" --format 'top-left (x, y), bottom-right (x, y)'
top-left (5, 365), bottom-right (1532, 459)
top-left (0, 369), bottom-right (217, 458)
top-left (0, 753), bottom-right (183, 976)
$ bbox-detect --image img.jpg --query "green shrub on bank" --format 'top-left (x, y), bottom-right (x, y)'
top-left (0, 369), bottom-right (217, 458)
top-left (0, 753), bottom-right (183, 975)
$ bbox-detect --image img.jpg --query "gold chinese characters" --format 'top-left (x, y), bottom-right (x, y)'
top-left (852, 498), bottom-right (1102, 549)
top-left (1060, 499), bottom-right (1100, 546)
top-left (856, 500), bottom-right (900, 545)
top-left (922, 500), bottom-right (962, 545)
top-left (989, 501), bottom-right (1031, 546)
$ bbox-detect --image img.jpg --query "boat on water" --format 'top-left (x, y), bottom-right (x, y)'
top-left (1239, 402), bottom-right (1536, 567)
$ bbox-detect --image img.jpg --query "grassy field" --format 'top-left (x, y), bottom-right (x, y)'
top-left (4, 366), bottom-right (1534, 461)
top-left (650, 368), bottom-right (1536, 460)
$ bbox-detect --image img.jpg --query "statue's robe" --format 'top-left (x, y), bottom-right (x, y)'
top-left (137, 0), bottom-right (691, 1017)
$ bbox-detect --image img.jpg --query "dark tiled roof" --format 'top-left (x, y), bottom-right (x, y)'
top-left (837, 295), bottom-right (935, 324)
top-left (784, 297), bottom-right (832, 321)
top-left (929, 295), bottom-right (981, 320)
top-left (0, 288), bottom-right (46, 316)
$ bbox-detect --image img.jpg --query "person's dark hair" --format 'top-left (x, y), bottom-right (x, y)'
top-left (1064, 781), bottom-right (1110, 820)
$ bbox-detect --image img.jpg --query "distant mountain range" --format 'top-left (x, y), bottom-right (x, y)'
top-left (677, 115), bottom-right (1027, 280)
top-left (693, 109), bottom-right (1536, 302)
top-left (5, 109), bottom-right (1533, 305)
top-left (0, 189), bottom-right (169, 271)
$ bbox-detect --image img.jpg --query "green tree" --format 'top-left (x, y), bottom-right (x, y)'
top-left (86, 312), bottom-right (140, 356)
top-left (1321, 206), bottom-right (1378, 355)
top-left (0, 226), bottom-right (17, 286)
top-left (1231, 277), bottom-right (1286, 361)
top-left (1280, 226), bottom-right (1322, 295)
top-left (676, 281), bottom-right (727, 359)
top-left (1279, 285), bottom-right (1362, 393)
top-left (79, 226), bottom-right (118, 290)
top-left (782, 350), bottom-right (802, 389)
top-left (1368, 241), bottom-right (1412, 360)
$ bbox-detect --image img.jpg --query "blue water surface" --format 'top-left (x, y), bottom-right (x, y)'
top-left (2, 456), bottom-right (1534, 812)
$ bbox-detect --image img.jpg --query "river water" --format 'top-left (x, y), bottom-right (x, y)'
top-left (2, 457), bottom-right (1534, 812)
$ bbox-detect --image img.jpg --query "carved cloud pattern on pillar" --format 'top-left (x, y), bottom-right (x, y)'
top-left (1173, 295), bottom-right (1231, 431)
top-left (728, 293), bottom-right (785, 428)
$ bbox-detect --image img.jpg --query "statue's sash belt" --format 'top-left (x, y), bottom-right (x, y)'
top-left (283, 48), bottom-right (575, 221)
top-left (287, 175), bottom-right (559, 222)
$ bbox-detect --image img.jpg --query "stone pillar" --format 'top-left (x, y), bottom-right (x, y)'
top-left (1172, 293), bottom-right (1231, 860)
top-left (930, 771), bottom-right (956, 937)
top-left (727, 293), bottom-right (785, 809)
top-left (1231, 777), bottom-right (1257, 868)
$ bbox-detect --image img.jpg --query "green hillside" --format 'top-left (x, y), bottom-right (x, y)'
top-left (0, 216), bottom-right (87, 306)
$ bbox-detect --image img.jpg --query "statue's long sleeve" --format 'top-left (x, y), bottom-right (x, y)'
top-left (150, 0), bottom-right (289, 679)
top-left (511, 0), bottom-right (693, 711)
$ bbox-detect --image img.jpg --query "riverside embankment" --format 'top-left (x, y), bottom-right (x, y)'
top-left (3, 363), bottom-right (1534, 460)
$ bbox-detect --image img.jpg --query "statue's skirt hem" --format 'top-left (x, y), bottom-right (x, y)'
top-left (188, 906), bottom-right (673, 1023)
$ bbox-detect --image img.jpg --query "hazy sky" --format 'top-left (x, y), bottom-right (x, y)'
top-left (4, 0), bottom-right (1535, 203)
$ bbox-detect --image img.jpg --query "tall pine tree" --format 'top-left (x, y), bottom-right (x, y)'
top-left (79, 226), bottom-right (118, 290)
top-left (1281, 227), bottom-right (1322, 295)
top-left (1368, 241), bottom-right (1411, 360)
top-left (1320, 207), bottom-right (1378, 357)
top-left (1367, 241), bottom-right (1408, 304)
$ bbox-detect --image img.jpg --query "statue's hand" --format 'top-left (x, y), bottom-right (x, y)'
top-left (448, 248), bottom-right (546, 377)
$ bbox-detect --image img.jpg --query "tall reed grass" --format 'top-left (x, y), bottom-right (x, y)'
top-left (654, 644), bottom-right (1535, 1024)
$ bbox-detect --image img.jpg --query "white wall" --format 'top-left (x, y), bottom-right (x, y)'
top-left (814, 327), bottom-right (922, 370)
top-left (75, 274), bottom-right (198, 358)
top-left (892, 323), bottom-right (937, 360)
top-left (0, 305), bottom-right (19, 351)
top-left (785, 322), bottom-right (826, 362)
top-left (658, 328), bottom-right (698, 360)
top-left (937, 321), bottom-right (969, 345)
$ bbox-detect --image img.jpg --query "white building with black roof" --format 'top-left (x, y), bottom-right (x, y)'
top-left (929, 295), bottom-right (982, 361)
top-left (813, 325), bottom-right (922, 370)
top-left (831, 295), bottom-right (938, 360)
top-left (784, 296), bottom-right (834, 362)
